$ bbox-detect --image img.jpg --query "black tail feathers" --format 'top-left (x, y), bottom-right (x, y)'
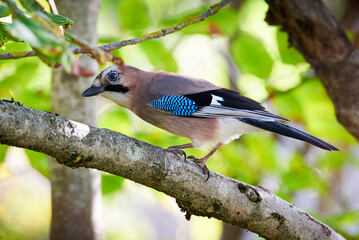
top-left (239, 118), bottom-right (339, 151)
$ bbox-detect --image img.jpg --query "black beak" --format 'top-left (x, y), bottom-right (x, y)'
top-left (82, 85), bottom-right (107, 97)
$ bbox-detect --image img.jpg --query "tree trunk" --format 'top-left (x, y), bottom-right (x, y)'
top-left (49, 0), bottom-right (101, 239)
top-left (265, 0), bottom-right (359, 142)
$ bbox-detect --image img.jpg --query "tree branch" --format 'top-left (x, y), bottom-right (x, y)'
top-left (265, 0), bottom-right (359, 142)
top-left (0, 0), bottom-right (234, 60)
top-left (0, 99), bottom-right (344, 240)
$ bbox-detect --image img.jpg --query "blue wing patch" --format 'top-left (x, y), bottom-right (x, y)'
top-left (149, 95), bottom-right (198, 116)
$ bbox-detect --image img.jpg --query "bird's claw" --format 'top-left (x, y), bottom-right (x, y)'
top-left (167, 147), bottom-right (187, 160)
top-left (188, 155), bottom-right (210, 181)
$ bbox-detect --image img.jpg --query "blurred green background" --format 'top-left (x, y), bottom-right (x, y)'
top-left (0, 0), bottom-right (358, 239)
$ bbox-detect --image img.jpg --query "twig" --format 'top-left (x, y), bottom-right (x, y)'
top-left (0, 51), bottom-right (36, 59)
top-left (0, 0), bottom-right (234, 60)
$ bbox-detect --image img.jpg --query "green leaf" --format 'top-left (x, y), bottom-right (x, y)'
top-left (0, 145), bottom-right (9, 163)
top-left (102, 173), bottom-right (125, 195)
top-left (45, 12), bottom-right (74, 28)
top-left (0, 23), bottom-right (19, 49)
top-left (5, 3), bottom-right (63, 48)
top-left (4, 0), bottom-right (74, 70)
top-left (60, 49), bottom-right (73, 72)
top-left (231, 32), bottom-right (274, 79)
top-left (0, 2), bottom-right (11, 17)
top-left (18, 0), bottom-right (44, 12)
top-left (0, 57), bottom-right (51, 111)
top-left (140, 40), bottom-right (177, 72)
top-left (15, 0), bottom-right (74, 28)
top-left (118, 0), bottom-right (149, 30)
top-left (6, 20), bottom-right (46, 48)
top-left (277, 30), bottom-right (304, 65)
top-left (6, 18), bottom-right (73, 68)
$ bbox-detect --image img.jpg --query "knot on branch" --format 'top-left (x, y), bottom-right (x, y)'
top-left (238, 183), bottom-right (262, 203)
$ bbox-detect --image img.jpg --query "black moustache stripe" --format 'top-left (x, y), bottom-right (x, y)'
top-left (104, 85), bottom-right (129, 93)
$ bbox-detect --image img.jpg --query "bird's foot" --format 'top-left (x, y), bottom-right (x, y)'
top-left (188, 155), bottom-right (210, 181)
top-left (167, 146), bottom-right (187, 160)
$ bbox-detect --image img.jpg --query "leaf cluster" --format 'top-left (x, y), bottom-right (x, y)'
top-left (0, 0), bottom-right (76, 71)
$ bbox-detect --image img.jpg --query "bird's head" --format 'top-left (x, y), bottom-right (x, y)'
top-left (82, 65), bottom-right (136, 108)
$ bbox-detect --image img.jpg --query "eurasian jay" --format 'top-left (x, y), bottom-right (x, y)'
top-left (82, 65), bottom-right (338, 179)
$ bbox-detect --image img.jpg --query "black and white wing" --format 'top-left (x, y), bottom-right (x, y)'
top-left (185, 88), bottom-right (288, 121)
top-left (149, 88), bottom-right (338, 151)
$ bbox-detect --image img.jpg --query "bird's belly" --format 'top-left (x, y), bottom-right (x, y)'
top-left (133, 107), bottom-right (221, 148)
top-left (216, 118), bottom-right (263, 144)
top-left (157, 116), bottom-right (221, 148)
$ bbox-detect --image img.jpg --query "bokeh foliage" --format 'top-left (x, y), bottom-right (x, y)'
top-left (0, 0), bottom-right (75, 71)
top-left (0, 0), bottom-right (358, 239)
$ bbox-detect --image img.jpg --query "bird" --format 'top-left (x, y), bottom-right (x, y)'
top-left (82, 64), bottom-right (338, 179)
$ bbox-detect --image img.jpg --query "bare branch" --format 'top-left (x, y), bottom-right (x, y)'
top-left (0, 0), bottom-right (234, 60)
top-left (0, 99), bottom-right (345, 240)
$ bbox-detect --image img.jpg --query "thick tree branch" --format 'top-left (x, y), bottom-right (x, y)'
top-left (0, 0), bottom-right (234, 60)
top-left (0, 100), bottom-right (344, 240)
top-left (265, 0), bottom-right (359, 141)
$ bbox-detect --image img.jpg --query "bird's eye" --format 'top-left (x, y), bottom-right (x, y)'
top-left (108, 72), bottom-right (118, 82)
